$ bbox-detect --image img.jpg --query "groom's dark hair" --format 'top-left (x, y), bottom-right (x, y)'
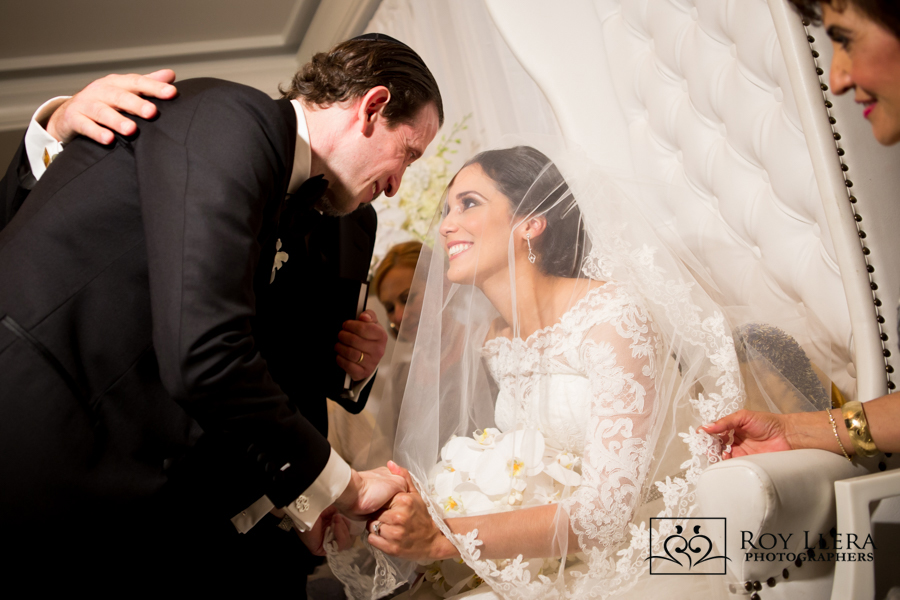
top-left (281, 36), bottom-right (444, 128)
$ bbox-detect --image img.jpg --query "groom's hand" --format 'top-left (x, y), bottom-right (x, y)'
top-left (334, 466), bottom-right (406, 519)
top-left (47, 70), bottom-right (178, 145)
top-left (335, 309), bottom-right (387, 382)
top-left (293, 506), bottom-right (353, 556)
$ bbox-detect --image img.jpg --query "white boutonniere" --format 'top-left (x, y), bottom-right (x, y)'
top-left (270, 238), bottom-right (289, 283)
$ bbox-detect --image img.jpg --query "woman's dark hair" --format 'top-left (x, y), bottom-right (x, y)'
top-left (788, 0), bottom-right (900, 39)
top-left (281, 37), bottom-right (444, 128)
top-left (460, 146), bottom-right (588, 278)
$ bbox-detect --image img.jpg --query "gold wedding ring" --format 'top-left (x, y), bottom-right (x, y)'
top-left (356, 351), bottom-right (365, 364)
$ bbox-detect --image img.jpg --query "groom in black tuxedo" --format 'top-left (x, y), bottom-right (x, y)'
top-left (0, 35), bottom-right (442, 582)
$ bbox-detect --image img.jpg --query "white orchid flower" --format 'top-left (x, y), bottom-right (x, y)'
top-left (473, 427), bottom-right (501, 446)
top-left (472, 429), bottom-right (546, 496)
top-left (543, 450), bottom-right (583, 487)
top-left (441, 435), bottom-right (485, 474)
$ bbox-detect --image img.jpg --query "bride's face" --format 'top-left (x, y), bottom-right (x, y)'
top-left (439, 164), bottom-right (515, 285)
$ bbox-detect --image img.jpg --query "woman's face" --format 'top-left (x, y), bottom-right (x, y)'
top-left (439, 164), bottom-right (515, 285)
top-left (378, 265), bottom-right (415, 338)
top-left (824, 2), bottom-right (900, 145)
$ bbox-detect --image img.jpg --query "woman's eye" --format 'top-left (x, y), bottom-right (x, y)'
top-left (827, 28), bottom-right (851, 50)
top-left (462, 197), bottom-right (479, 210)
top-left (399, 290), bottom-right (410, 305)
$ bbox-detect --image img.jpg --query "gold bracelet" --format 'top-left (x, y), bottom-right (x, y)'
top-left (842, 400), bottom-right (879, 458)
top-left (827, 409), bottom-right (852, 462)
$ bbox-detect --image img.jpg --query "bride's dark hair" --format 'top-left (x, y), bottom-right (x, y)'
top-left (461, 146), bottom-right (588, 278)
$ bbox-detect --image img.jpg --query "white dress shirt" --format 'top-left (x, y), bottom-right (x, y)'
top-left (23, 96), bottom-right (371, 534)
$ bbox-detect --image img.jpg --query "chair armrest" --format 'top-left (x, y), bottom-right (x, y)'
top-left (697, 450), bottom-right (867, 585)
top-left (831, 468), bottom-right (900, 600)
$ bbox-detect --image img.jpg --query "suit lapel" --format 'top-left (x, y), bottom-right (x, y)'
top-left (0, 137), bottom-right (113, 249)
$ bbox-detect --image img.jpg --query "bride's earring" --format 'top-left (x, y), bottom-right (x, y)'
top-left (526, 232), bottom-right (536, 264)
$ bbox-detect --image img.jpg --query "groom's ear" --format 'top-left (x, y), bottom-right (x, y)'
top-left (357, 86), bottom-right (392, 135)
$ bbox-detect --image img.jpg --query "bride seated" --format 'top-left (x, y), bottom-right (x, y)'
top-left (328, 144), bottom-right (768, 599)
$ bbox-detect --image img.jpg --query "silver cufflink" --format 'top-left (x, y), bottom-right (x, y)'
top-left (294, 495), bottom-right (310, 512)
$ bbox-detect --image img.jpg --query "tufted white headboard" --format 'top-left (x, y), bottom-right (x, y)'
top-left (485, 0), bottom-right (900, 403)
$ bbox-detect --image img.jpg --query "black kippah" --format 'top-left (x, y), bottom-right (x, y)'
top-left (350, 32), bottom-right (411, 49)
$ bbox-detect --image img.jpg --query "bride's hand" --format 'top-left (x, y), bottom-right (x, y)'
top-left (365, 461), bottom-right (459, 562)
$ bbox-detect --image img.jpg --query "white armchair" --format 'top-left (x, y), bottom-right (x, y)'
top-left (484, 0), bottom-right (900, 597)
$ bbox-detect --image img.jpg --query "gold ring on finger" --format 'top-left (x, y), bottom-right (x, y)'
top-left (356, 351), bottom-right (365, 364)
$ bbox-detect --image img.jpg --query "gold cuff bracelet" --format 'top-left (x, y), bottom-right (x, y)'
top-left (842, 400), bottom-right (879, 458)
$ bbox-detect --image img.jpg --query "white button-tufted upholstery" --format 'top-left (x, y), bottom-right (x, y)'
top-left (485, 0), bottom-right (900, 595)
top-left (489, 0), bottom-right (855, 398)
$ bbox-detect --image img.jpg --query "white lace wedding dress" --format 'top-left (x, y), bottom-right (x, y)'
top-left (410, 280), bottom-right (658, 599)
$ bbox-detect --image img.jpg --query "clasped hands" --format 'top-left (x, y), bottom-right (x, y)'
top-left (293, 461), bottom-right (453, 562)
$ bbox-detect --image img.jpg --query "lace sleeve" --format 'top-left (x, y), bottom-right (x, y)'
top-left (561, 293), bottom-right (657, 558)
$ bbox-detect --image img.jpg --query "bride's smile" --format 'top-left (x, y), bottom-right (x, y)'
top-left (439, 164), bottom-right (530, 286)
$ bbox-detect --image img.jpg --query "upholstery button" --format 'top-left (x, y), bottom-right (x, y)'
top-left (812, 223), bottom-right (821, 238)
top-left (752, 246), bottom-right (762, 259)
top-left (690, 7), bottom-right (699, 21)
top-left (730, 44), bottom-right (737, 58)
top-left (681, 80), bottom-right (689, 93)
top-left (676, 150), bottom-right (683, 164)
top-left (718, 123), bottom-right (726, 137)
top-left (774, 87), bottom-right (784, 102)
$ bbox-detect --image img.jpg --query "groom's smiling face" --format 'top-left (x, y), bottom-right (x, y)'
top-left (320, 90), bottom-right (440, 216)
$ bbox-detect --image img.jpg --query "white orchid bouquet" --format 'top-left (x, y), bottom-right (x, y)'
top-left (429, 426), bottom-right (582, 517)
top-left (411, 426), bottom-right (582, 597)
top-left (369, 115), bottom-right (471, 277)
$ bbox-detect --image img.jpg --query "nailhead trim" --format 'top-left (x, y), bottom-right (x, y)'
top-left (803, 22), bottom-right (894, 391)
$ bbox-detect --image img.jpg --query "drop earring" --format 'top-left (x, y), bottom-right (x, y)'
top-left (526, 232), bottom-right (536, 264)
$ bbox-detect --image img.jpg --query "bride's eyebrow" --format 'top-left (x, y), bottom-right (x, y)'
top-left (455, 190), bottom-right (488, 201)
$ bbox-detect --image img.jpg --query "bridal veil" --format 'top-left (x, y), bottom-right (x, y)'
top-left (329, 141), bottom-right (829, 599)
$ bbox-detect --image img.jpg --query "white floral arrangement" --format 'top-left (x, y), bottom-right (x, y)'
top-left (409, 426), bottom-right (583, 597)
top-left (369, 115), bottom-right (470, 277)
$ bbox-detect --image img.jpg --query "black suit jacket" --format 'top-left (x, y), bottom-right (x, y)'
top-left (0, 79), bottom-right (374, 544)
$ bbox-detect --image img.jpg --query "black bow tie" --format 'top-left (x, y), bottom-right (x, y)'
top-left (283, 175), bottom-right (329, 235)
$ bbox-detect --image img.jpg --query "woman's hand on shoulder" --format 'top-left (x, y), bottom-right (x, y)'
top-left (365, 461), bottom-right (459, 562)
top-left (701, 409), bottom-right (794, 458)
top-left (47, 70), bottom-right (178, 145)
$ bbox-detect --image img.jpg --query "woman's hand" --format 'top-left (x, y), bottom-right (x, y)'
top-left (46, 70), bottom-right (178, 145)
top-left (702, 409), bottom-right (794, 458)
top-left (365, 461), bottom-right (458, 562)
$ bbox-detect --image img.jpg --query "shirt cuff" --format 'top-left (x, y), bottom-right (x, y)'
top-left (283, 447), bottom-right (351, 532)
top-left (343, 369), bottom-right (376, 402)
top-left (25, 97), bottom-right (69, 182)
top-left (231, 495), bottom-right (275, 534)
